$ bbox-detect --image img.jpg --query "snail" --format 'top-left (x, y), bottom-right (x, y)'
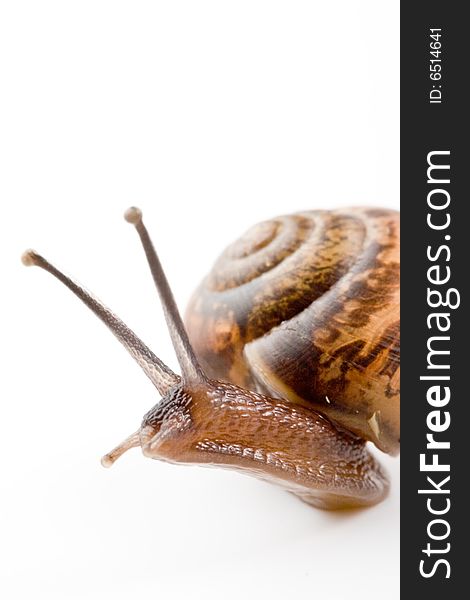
top-left (22, 206), bottom-right (399, 510)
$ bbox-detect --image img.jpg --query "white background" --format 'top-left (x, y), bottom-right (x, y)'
top-left (0, 2), bottom-right (399, 599)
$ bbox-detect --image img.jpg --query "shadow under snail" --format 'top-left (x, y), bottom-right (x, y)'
top-left (22, 206), bottom-right (400, 510)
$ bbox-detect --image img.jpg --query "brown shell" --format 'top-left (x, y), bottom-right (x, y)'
top-left (184, 208), bottom-right (400, 455)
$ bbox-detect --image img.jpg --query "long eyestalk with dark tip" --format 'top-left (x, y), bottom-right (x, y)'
top-left (124, 207), bottom-right (206, 385)
top-left (21, 248), bottom-right (179, 395)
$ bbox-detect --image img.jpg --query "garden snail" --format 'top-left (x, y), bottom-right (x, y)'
top-left (22, 206), bottom-right (399, 510)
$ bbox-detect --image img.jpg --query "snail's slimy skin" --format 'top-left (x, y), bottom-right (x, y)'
top-left (185, 208), bottom-right (400, 455)
top-left (140, 380), bottom-right (389, 510)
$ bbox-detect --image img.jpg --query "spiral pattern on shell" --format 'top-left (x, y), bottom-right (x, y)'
top-left (185, 208), bottom-right (400, 455)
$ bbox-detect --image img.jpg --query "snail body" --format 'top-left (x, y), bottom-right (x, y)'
top-left (23, 206), bottom-right (399, 510)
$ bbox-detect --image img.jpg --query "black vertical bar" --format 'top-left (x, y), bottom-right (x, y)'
top-left (401, 1), bottom-right (466, 596)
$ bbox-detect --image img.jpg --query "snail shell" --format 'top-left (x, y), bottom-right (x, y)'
top-left (185, 207), bottom-right (400, 455)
